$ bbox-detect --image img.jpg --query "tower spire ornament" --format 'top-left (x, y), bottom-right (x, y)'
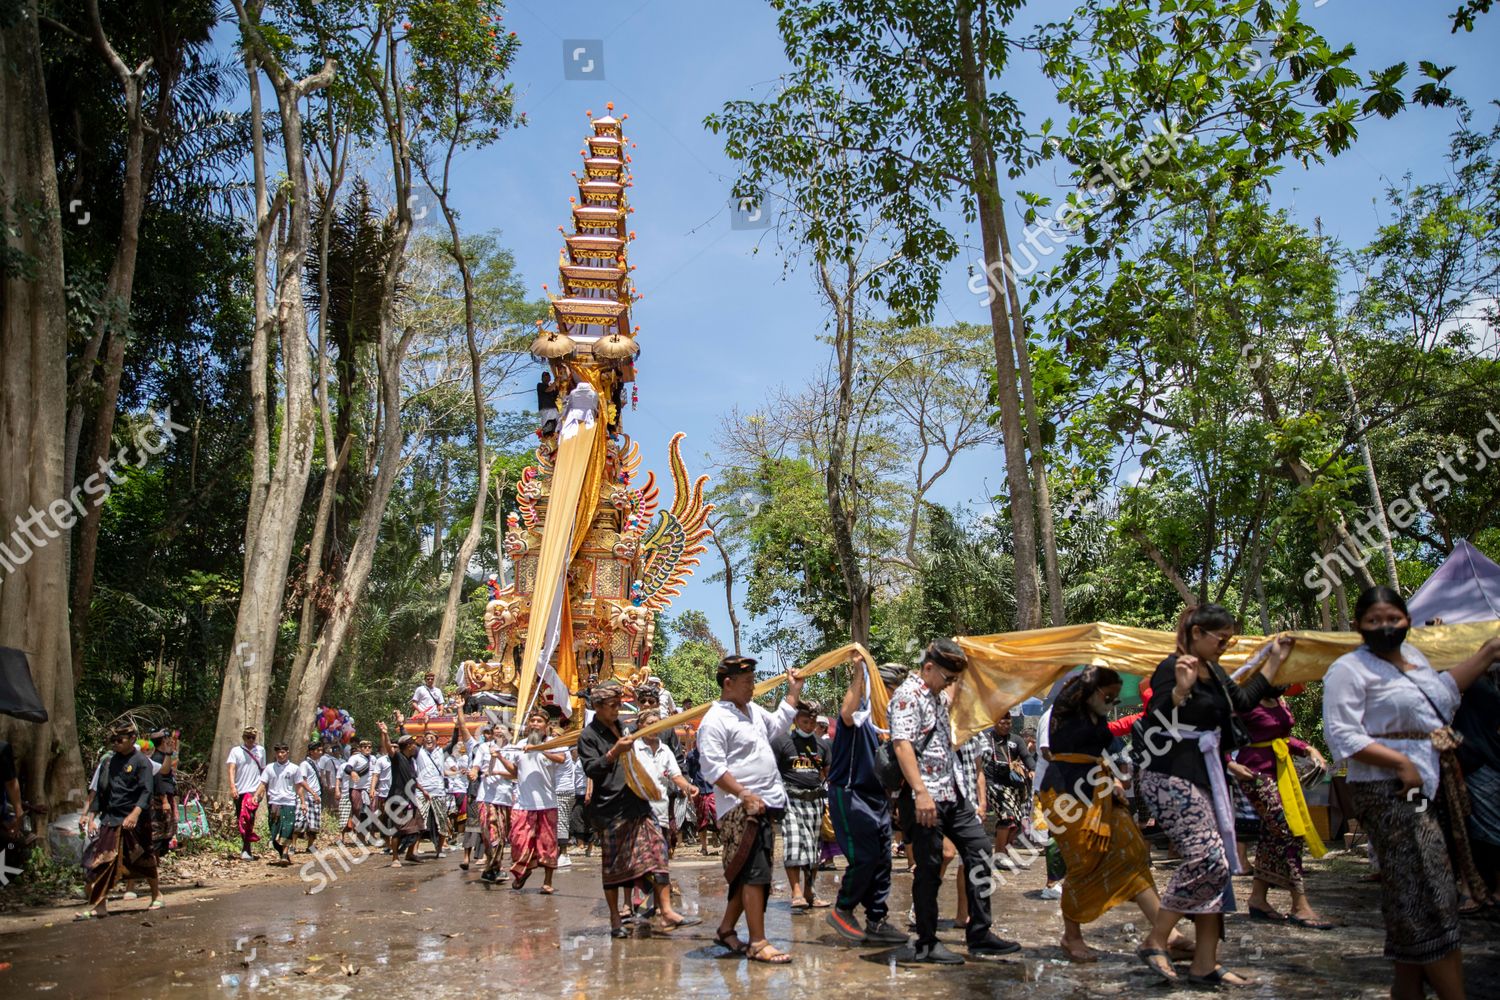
top-left (460, 106), bottom-right (712, 727)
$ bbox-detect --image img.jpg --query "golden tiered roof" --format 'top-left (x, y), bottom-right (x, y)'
top-left (535, 104), bottom-right (639, 364)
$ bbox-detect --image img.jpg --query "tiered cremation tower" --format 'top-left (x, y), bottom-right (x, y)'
top-left (463, 107), bottom-right (712, 722)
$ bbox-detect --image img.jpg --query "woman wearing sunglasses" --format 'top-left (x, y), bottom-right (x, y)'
top-left (1134, 604), bottom-right (1293, 987)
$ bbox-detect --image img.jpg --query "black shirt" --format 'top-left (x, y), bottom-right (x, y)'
top-left (1041, 712), bottom-right (1113, 795)
top-left (773, 731), bottom-right (827, 796)
top-left (537, 380), bottom-right (557, 411)
top-left (90, 750), bottom-right (155, 825)
top-left (578, 716), bottom-right (650, 822)
top-left (1143, 654), bottom-right (1272, 789)
top-left (387, 749), bottom-right (419, 805)
top-left (151, 750), bottom-right (177, 796)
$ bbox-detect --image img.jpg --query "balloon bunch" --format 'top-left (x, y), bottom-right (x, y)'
top-left (316, 705), bottom-right (356, 745)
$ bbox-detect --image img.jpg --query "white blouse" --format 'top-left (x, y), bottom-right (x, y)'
top-left (1322, 644), bottom-right (1459, 799)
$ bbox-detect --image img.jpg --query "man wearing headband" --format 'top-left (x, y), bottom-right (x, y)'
top-left (78, 724), bottom-right (160, 917)
top-left (577, 679), bottom-right (696, 937)
top-left (890, 639), bottom-right (1021, 965)
top-left (698, 655), bottom-right (805, 964)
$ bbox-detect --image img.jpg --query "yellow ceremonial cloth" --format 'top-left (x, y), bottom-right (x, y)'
top-left (951, 621), bottom-right (1499, 743)
top-left (1247, 738), bottom-right (1327, 858)
top-left (1038, 769), bottom-right (1154, 925)
top-left (528, 643), bottom-right (879, 752)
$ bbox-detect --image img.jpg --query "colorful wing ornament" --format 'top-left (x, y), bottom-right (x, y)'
top-left (638, 432), bottom-right (713, 612)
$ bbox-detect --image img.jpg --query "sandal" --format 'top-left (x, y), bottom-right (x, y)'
top-left (610, 926), bottom-right (630, 939)
top-left (74, 909), bottom-right (107, 921)
top-left (1247, 905), bottom-right (1286, 922)
top-left (789, 901), bottom-right (811, 912)
top-left (713, 929), bottom-right (749, 955)
top-left (1135, 946), bottom-right (1178, 983)
top-left (658, 915), bottom-right (702, 930)
top-left (746, 941), bottom-right (793, 964)
top-left (539, 885), bottom-right (555, 895)
top-left (148, 900), bottom-right (165, 910)
top-left (1287, 914), bottom-right (1336, 930)
top-left (807, 898), bottom-right (832, 909)
top-left (1187, 966), bottom-right (1258, 988)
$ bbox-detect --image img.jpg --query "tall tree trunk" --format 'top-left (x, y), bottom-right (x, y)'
top-left (818, 258), bottom-right (872, 648)
top-left (277, 331), bottom-right (412, 745)
top-left (0, 0), bottom-right (87, 818)
top-left (956, 3), bottom-right (1042, 629)
top-left (999, 257), bottom-right (1064, 625)
top-left (207, 12), bottom-right (332, 796)
top-left (428, 204), bottom-right (488, 683)
top-left (69, 1), bottom-right (177, 680)
top-left (708, 516), bottom-right (742, 655)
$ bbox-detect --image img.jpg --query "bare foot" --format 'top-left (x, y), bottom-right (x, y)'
top-left (1061, 937), bottom-right (1100, 962)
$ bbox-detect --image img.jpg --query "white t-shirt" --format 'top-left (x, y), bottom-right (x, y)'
top-left (474, 742), bottom-right (519, 805)
top-left (412, 684), bottom-right (444, 714)
top-left (316, 753), bottom-right (339, 790)
top-left (370, 754), bottom-right (392, 796)
top-left (299, 758), bottom-right (322, 795)
top-left (260, 760), bottom-right (303, 807)
top-left (446, 747), bottom-right (471, 795)
top-left (415, 747), bottom-right (448, 795)
top-left (226, 744), bottom-right (266, 796)
top-left (514, 746), bottom-right (559, 811)
top-left (634, 741), bottom-right (682, 827)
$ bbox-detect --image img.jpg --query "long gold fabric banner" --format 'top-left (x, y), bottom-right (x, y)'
top-left (951, 620), bottom-right (1499, 743)
top-left (513, 384), bottom-right (600, 723)
top-left (527, 642), bottom-right (877, 752)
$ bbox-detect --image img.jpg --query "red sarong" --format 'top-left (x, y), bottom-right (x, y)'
top-left (509, 807), bottom-right (559, 879)
top-left (237, 792), bottom-right (260, 841)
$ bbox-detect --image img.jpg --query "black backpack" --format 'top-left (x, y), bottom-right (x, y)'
top-left (876, 724), bottom-right (937, 793)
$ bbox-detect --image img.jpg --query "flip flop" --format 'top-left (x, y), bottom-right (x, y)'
top-left (1135, 946), bottom-right (1178, 983)
top-left (1247, 905), bottom-right (1286, 922)
top-left (807, 898), bottom-right (832, 909)
top-left (1187, 966), bottom-right (1258, 988)
top-left (789, 901), bottom-right (811, 913)
top-left (148, 900), bottom-right (166, 910)
top-left (539, 885), bottom-right (555, 895)
top-left (1287, 915), bottom-right (1336, 930)
top-left (714, 929), bottom-right (749, 955)
top-left (747, 942), bottom-right (793, 964)
top-left (658, 915), bottom-right (702, 930)
top-left (610, 926), bottom-right (630, 939)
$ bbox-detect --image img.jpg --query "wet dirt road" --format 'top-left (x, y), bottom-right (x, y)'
top-left (2, 846), bottom-right (1497, 999)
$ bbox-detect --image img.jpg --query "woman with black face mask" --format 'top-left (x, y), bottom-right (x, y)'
top-left (1324, 585), bottom-right (1500, 1000)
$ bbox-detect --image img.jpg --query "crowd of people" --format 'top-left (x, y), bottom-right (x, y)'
top-left (64, 586), bottom-right (1500, 998)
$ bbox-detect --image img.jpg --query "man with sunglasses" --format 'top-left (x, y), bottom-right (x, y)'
top-left (889, 639), bottom-right (1022, 965)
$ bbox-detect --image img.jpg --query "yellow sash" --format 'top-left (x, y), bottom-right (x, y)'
top-left (1048, 753), bottom-right (1111, 853)
top-left (1247, 738), bottom-right (1327, 858)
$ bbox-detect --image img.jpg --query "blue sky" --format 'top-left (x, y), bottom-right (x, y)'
top-left (427, 1), bottom-right (1498, 661)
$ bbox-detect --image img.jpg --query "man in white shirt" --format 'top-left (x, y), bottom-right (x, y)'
top-left (551, 725), bottom-right (579, 867)
top-left (413, 727), bottom-right (451, 858)
top-left (698, 655), bottom-right (803, 964)
top-left (340, 738), bottom-right (374, 846)
top-left (504, 709), bottom-right (569, 892)
top-left (315, 739), bottom-right (340, 811)
top-left (369, 748), bottom-right (393, 854)
top-left (295, 742), bottom-right (325, 853)
top-left (225, 727), bottom-right (266, 860)
top-left (256, 743), bottom-right (312, 865)
top-left (411, 672), bottom-right (445, 719)
top-left (635, 709), bottom-right (700, 835)
top-left (472, 726), bottom-right (518, 883)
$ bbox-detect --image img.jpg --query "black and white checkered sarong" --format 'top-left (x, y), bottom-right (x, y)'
top-left (780, 794), bottom-right (824, 868)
